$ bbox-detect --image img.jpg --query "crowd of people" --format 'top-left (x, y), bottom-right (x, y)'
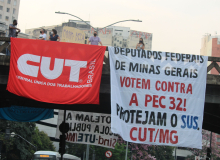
top-left (7, 19), bottom-right (146, 50)
top-left (8, 19), bottom-right (61, 42)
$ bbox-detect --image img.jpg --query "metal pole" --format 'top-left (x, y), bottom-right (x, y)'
top-left (210, 131), bottom-right (212, 159)
top-left (175, 147), bottom-right (177, 160)
top-left (125, 141), bottom-right (128, 160)
top-left (12, 134), bottom-right (37, 151)
top-left (55, 12), bottom-right (142, 32)
top-left (61, 110), bottom-right (67, 160)
top-left (92, 149), bottom-right (95, 160)
top-left (86, 144), bottom-right (90, 160)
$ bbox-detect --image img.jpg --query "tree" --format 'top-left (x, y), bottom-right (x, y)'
top-left (0, 119), bottom-right (55, 160)
top-left (66, 143), bottom-right (86, 158)
top-left (31, 127), bottom-right (55, 152)
top-left (0, 119), bottom-right (36, 160)
top-left (186, 129), bottom-right (220, 160)
top-left (66, 142), bottom-right (130, 160)
top-left (148, 145), bottom-right (174, 160)
top-left (90, 142), bottom-right (130, 160)
top-left (117, 136), bottom-right (175, 160)
top-left (65, 135), bottom-right (174, 160)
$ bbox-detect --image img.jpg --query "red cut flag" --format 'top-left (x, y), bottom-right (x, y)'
top-left (7, 38), bottom-right (106, 104)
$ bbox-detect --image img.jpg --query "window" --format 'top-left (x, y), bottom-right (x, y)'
top-left (6, 8), bottom-right (10, 12)
top-left (0, 0), bottom-right (4, 2)
top-left (0, 14), bottom-right (2, 19)
top-left (13, 8), bottom-right (15, 14)
top-left (217, 138), bottom-right (220, 142)
top-left (7, 0), bottom-right (10, 4)
top-left (5, 16), bottom-right (9, 21)
top-left (12, 16), bottom-right (15, 21)
top-left (0, 6), bottom-right (2, 10)
top-left (13, 0), bottom-right (16, 5)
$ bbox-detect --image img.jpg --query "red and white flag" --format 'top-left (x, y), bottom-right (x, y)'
top-left (7, 38), bottom-right (106, 104)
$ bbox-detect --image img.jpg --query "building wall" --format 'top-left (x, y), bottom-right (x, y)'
top-left (128, 30), bottom-right (152, 50)
top-left (110, 26), bottom-right (130, 39)
top-left (25, 21), bottom-right (153, 50)
top-left (200, 34), bottom-right (220, 75)
top-left (36, 109), bottom-right (59, 151)
top-left (172, 149), bottom-right (193, 158)
top-left (17, 32), bottom-right (36, 39)
top-left (112, 35), bottom-right (123, 47)
top-left (25, 25), bottom-right (60, 39)
top-left (0, 0), bottom-right (20, 32)
top-left (211, 38), bottom-right (220, 74)
top-left (98, 28), bottom-right (113, 46)
top-left (200, 35), bottom-right (212, 57)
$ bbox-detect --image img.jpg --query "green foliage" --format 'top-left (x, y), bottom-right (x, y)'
top-left (66, 142), bottom-right (86, 158)
top-left (148, 145), bottom-right (175, 160)
top-left (0, 119), bottom-right (55, 160)
top-left (90, 142), bottom-right (130, 160)
top-left (66, 140), bottom-right (174, 160)
top-left (0, 119), bottom-right (36, 159)
top-left (31, 127), bottom-right (55, 152)
top-left (66, 142), bottom-right (130, 160)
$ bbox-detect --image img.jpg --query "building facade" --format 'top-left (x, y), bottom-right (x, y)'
top-left (0, 0), bottom-right (20, 36)
top-left (25, 20), bottom-right (153, 50)
top-left (200, 34), bottom-right (220, 74)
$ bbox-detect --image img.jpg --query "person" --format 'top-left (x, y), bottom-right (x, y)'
top-left (136, 38), bottom-right (145, 50)
top-left (7, 20), bottom-right (20, 55)
top-left (9, 19), bottom-right (20, 38)
top-left (49, 29), bottom-right (60, 41)
top-left (88, 31), bottom-right (102, 45)
top-left (38, 28), bottom-right (47, 40)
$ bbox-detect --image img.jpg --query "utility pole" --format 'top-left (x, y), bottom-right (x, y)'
top-left (59, 110), bottom-right (69, 160)
top-left (175, 147), bottom-right (177, 160)
top-left (210, 132), bottom-right (212, 159)
top-left (125, 141), bottom-right (128, 160)
top-left (86, 144), bottom-right (90, 160)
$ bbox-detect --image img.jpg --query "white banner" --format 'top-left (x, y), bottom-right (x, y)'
top-left (108, 47), bottom-right (208, 149)
top-left (55, 111), bottom-right (118, 149)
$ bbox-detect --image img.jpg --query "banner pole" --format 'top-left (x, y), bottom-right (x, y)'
top-left (61, 109), bottom-right (67, 160)
top-left (125, 141), bottom-right (128, 160)
top-left (86, 144), bottom-right (90, 160)
top-left (210, 131), bottom-right (212, 159)
top-left (175, 147), bottom-right (177, 160)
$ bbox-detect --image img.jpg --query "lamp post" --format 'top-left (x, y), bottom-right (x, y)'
top-left (55, 11), bottom-right (142, 33)
top-left (9, 132), bottom-right (37, 152)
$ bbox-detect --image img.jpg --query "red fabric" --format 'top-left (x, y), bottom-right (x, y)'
top-left (7, 38), bottom-right (106, 104)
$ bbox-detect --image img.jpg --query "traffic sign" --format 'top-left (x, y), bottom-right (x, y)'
top-left (105, 150), bottom-right (112, 158)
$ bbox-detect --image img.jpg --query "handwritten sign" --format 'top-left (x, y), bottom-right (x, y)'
top-left (61, 26), bottom-right (85, 44)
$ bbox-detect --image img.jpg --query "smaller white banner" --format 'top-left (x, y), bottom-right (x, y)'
top-left (55, 111), bottom-right (118, 149)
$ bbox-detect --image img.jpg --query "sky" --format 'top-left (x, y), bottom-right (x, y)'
top-left (18, 0), bottom-right (220, 55)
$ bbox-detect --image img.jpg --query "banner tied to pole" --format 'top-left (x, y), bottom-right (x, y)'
top-left (108, 46), bottom-right (208, 149)
top-left (7, 38), bottom-right (106, 104)
top-left (55, 111), bottom-right (118, 149)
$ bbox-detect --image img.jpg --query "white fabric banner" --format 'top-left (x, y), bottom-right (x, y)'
top-left (108, 47), bottom-right (208, 149)
top-left (55, 110), bottom-right (118, 149)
